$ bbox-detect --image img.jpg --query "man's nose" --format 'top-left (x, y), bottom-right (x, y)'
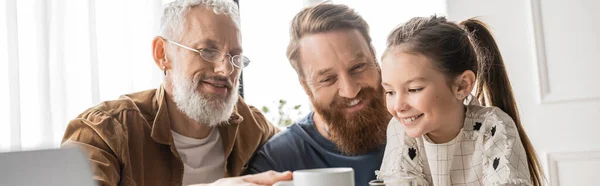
top-left (213, 56), bottom-right (234, 76)
top-left (338, 74), bottom-right (360, 99)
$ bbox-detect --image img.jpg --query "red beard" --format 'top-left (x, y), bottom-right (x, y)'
top-left (311, 86), bottom-right (391, 155)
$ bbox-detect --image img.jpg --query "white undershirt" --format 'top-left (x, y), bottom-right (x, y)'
top-left (171, 128), bottom-right (225, 186)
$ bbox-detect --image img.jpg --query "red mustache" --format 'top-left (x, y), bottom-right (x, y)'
top-left (329, 87), bottom-right (376, 109)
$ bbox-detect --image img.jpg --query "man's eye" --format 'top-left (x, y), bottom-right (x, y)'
top-left (320, 77), bottom-right (333, 83)
top-left (350, 63), bottom-right (367, 72)
top-left (200, 48), bottom-right (220, 58)
top-left (319, 76), bottom-right (336, 85)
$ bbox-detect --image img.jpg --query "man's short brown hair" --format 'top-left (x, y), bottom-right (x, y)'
top-left (286, 3), bottom-right (375, 78)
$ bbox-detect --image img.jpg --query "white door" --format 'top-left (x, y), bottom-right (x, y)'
top-left (447, 0), bottom-right (600, 185)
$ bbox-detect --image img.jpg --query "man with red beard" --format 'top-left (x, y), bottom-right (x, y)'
top-left (245, 3), bottom-right (391, 186)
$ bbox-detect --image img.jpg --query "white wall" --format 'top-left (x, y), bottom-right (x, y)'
top-left (446, 0), bottom-right (600, 185)
top-left (239, 0), bottom-right (446, 126)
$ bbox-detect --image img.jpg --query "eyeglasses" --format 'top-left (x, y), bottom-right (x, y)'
top-left (165, 39), bottom-right (250, 69)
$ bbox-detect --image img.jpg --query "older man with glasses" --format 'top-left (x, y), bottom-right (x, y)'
top-left (61, 0), bottom-right (291, 186)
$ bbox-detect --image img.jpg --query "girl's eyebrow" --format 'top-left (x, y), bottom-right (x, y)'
top-left (404, 77), bottom-right (426, 85)
top-left (382, 77), bottom-right (426, 87)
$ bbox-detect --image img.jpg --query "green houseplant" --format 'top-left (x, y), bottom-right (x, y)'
top-left (261, 99), bottom-right (304, 128)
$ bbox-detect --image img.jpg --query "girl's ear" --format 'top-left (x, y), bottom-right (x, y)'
top-left (453, 70), bottom-right (476, 100)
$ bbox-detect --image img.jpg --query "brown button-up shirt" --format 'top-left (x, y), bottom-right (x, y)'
top-left (61, 85), bottom-right (279, 186)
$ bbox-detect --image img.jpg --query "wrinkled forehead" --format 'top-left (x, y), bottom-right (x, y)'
top-left (298, 29), bottom-right (373, 77)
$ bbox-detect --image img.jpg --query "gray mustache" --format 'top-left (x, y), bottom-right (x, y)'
top-left (200, 76), bottom-right (233, 88)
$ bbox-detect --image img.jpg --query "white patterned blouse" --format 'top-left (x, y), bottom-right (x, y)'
top-left (376, 104), bottom-right (533, 186)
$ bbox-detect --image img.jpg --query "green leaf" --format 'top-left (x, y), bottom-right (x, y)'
top-left (293, 105), bottom-right (301, 110)
top-left (261, 106), bottom-right (269, 113)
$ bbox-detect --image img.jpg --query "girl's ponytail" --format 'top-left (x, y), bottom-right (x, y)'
top-left (461, 19), bottom-right (545, 186)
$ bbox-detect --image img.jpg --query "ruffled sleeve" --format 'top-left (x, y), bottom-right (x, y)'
top-left (479, 108), bottom-right (533, 186)
top-left (377, 118), bottom-right (429, 186)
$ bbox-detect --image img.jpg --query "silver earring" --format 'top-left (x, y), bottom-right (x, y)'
top-left (458, 93), bottom-right (463, 99)
top-left (163, 66), bottom-right (166, 75)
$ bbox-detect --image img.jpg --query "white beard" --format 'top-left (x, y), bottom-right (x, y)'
top-left (169, 66), bottom-right (238, 127)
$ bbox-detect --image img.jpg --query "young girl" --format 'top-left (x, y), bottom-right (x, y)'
top-left (376, 15), bottom-right (545, 186)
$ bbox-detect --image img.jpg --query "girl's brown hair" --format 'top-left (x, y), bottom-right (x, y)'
top-left (383, 15), bottom-right (545, 186)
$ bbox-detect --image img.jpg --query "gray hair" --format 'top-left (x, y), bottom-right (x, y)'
top-left (160, 0), bottom-right (240, 41)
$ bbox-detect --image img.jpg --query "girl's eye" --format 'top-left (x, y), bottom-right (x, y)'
top-left (408, 88), bottom-right (424, 93)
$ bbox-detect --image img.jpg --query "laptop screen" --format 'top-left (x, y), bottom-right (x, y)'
top-left (0, 147), bottom-right (96, 186)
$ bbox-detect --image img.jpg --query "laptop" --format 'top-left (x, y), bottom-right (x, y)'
top-left (0, 147), bottom-right (96, 186)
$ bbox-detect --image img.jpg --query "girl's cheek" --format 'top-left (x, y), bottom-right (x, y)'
top-left (385, 96), bottom-right (396, 116)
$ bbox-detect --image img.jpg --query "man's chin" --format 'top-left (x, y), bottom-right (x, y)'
top-left (338, 112), bottom-right (360, 121)
top-left (196, 87), bottom-right (231, 99)
top-left (317, 109), bottom-right (389, 155)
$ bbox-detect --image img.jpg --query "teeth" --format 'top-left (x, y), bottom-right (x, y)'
top-left (402, 115), bottom-right (421, 123)
top-left (347, 99), bottom-right (360, 107)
